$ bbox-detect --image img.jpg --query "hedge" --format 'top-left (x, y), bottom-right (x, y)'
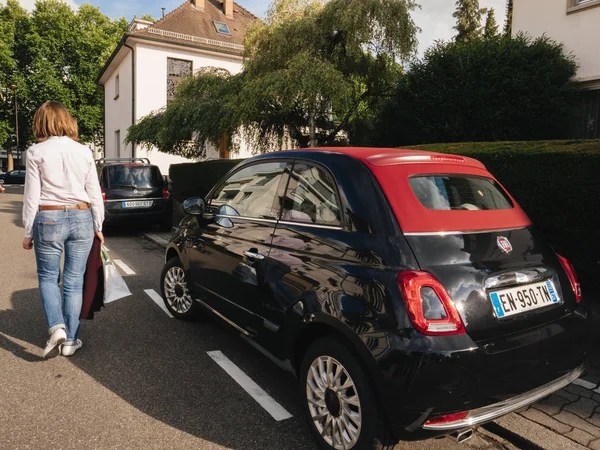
top-left (169, 158), bottom-right (244, 202)
top-left (169, 140), bottom-right (600, 294)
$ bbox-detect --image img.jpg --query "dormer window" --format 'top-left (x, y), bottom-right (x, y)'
top-left (214, 21), bottom-right (232, 35)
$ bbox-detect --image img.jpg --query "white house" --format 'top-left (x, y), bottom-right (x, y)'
top-left (512, 0), bottom-right (600, 138)
top-left (97, 0), bottom-right (257, 175)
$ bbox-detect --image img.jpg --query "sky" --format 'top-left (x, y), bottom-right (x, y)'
top-left (2, 0), bottom-right (508, 56)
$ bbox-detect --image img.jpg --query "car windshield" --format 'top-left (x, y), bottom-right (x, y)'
top-left (409, 175), bottom-right (513, 211)
top-left (105, 165), bottom-right (163, 189)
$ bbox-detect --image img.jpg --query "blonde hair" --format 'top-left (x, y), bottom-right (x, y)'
top-left (32, 101), bottom-right (79, 142)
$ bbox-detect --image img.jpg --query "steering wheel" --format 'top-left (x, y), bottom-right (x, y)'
top-left (458, 203), bottom-right (480, 211)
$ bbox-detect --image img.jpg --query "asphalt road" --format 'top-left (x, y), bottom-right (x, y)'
top-left (0, 185), bottom-right (574, 450)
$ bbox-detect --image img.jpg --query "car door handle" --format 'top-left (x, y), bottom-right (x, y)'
top-left (243, 250), bottom-right (265, 261)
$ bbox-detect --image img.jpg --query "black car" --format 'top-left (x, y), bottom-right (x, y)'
top-left (0, 169), bottom-right (26, 185)
top-left (160, 147), bottom-right (590, 449)
top-left (98, 158), bottom-right (172, 231)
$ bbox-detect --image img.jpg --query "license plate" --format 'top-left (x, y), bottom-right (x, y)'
top-left (122, 201), bottom-right (153, 208)
top-left (489, 280), bottom-right (560, 318)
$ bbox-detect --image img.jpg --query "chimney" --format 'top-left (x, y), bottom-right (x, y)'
top-left (191, 0), bottom-right (205, 9)
top-left (224, 0), bottom-right (234, 19)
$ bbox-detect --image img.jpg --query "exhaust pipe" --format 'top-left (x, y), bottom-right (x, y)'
top-left (452, 429), bottom-right (473, 443)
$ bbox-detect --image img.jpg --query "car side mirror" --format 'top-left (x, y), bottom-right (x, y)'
top-left (183, 197), bottom-right (206, 216)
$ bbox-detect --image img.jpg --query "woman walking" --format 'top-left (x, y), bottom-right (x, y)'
top-left (22, 101), bottom-right (104, 358)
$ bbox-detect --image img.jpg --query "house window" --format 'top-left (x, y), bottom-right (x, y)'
top-left (567, 0), bottom-right (600, 13)
top-left (167, 58), bottom-right (193, 103)
top-left (115, 130), bottom-right (121, 157)
top-left (114, 74), bottom-right (119, 100)
top-left (213, 21), bottom-right (232, 35)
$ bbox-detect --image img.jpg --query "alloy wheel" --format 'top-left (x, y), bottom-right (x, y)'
top-left (163, 266), bottom-right (193, 314)
top-left (306, 355), bottom-right (362, 450)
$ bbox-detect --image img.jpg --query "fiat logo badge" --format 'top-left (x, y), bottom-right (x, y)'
top-left (497, 236), bottom-right (513, 254)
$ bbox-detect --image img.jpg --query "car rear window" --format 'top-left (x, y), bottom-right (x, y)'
top-left (104, 165), bottom-right (163, 189)
top-left (409, 175), bottom-right (513, 211)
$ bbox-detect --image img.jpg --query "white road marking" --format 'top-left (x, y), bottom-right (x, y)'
top-left (207, 350), bottom-right (293, 422)
top-left (573, 378), bottom-right (597, 390)
top-left (144, 233), bottom-right (170, 247)
top-left (113, 259), bottom-right (135, 275)
top-left (144, 289), bottom-right (174, 318)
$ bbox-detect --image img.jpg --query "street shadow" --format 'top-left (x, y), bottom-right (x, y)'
top-left (0, 198), bottom-right (24, 228)
top-left (103, 222), bottom-right (164, 237)
top-left (1, 287), bottom-right (314, 450)
top-left (0, 289), bottom-right (47, 362)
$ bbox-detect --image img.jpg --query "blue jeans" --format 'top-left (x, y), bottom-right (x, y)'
top-left (33, 209), bottom-right (94, 342)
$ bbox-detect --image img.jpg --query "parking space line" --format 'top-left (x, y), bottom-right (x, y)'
top-left (144, 289), bottom-right (174, 318)
top-left (207, 350), bottom-right (293, 422)
top-left (114, 259), bottom-right (135, 275)
top-left (573, 378), bottom-right (597, 390)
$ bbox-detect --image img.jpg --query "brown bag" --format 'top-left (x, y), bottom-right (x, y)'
top-left (81, 236), bottom-right (104, 320)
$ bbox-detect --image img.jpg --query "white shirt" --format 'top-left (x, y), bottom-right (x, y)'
top-left (22, 136), bottom-right (105, 238)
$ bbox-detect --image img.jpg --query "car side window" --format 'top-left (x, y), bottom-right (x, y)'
top-left (281, 162), bottom-right (341, 227)
top-left (209, 162), bottom-right (288, 220)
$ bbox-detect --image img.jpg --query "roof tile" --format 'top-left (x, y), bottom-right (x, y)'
top-left (132, 0), bottom-right (257, 54)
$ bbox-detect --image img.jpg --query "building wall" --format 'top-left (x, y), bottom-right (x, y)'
top-left (512, 0), bottom-right (600, 83)
top-left (133, 41), bottom-right (254, 175)
top-left (104, 51), bottom-right (133, 160)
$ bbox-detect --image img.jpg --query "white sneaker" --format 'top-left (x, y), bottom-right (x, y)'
top-left (61, 339), bottom-right (83, 357)
top-left (43, 328), bottom-right (67, 358)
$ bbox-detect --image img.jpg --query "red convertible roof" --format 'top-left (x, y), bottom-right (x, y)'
top-left (301, 147), bottom-right (531, 234)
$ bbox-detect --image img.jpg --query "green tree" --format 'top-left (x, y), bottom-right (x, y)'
top-left (0, 0), bottom-right (29, 169)
top-left (0, 0), bottom-right (127, 156)
top-left (128, 0), bottom-right (419, 155)
top-left (137, 14), bottom-right (156, 22)
top-left (483, 8), bottom-right (498, 39)
top-left (127, 67), bottom-right (243, 158)
top-left (453, 0), bottom-right (486, 42)
top-left (505, 0), bottom-right (513, 35)
top-left (375, 35), bottom-right (578, 146)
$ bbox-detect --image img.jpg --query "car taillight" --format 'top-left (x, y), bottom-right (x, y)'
top-left (429, 155), bottom-right (465, 163)
top-left (162, 188), bottom-right (170, 200)
top-left (424, 411), bottom-right (469, 426)
top-left (557, 254), bottom-right (582, 303)
top-left (396, 271), bottom-right (465, 336)
top-left (101, 190), bottom-right (106, 203)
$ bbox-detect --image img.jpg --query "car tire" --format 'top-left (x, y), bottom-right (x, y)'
top-left (160, 257), bottom-right (200, 320)
top-left (299, 336), bottom-right (394, 450)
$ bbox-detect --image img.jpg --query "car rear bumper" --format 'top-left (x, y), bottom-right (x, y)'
top-left (370, 307), bottom-right (591, 440)
top-left (422, 364), bottom-right (584, 431)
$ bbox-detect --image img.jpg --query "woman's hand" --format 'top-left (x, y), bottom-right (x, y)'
top-left (95, 231), bottom-right (104, 245)
top-left (22, 237), bottom-right (33, 250)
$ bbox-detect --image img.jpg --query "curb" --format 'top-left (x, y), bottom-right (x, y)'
top-left (143, 232), bottom-right (170, 248)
